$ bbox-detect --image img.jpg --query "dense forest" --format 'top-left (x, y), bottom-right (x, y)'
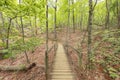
top-left (0, 0), bottom-right (120, 80)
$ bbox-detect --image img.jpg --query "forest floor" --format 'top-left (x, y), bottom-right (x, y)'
top-left (0, 27), bottom-right (119, 80)
top-left (0, 38), bottom-right (55, 80)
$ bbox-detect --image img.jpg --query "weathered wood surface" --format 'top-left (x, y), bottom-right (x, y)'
top-left (50, 43), bottom-right (75, 80)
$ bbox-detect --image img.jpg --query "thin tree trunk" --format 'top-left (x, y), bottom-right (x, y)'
top-left (45, 0), bottom-right (49, 79)
top-left (0, 12), bottom-right (5, 44)
top-left (6, 18), bottom-right (12, 49)
top-left (0, 12), bottom-right (4, 28)
top-left (54, 0), bottom-right (57, 54)
top-left (35, 14), bottom-right (37, 35)
top-left (19, 0), bottom-right (30, 64)
top-left (80, 13), bottom-right (83, 30)
top-left (15, 17), bottom-right (21, 32)
top-left (20, 17), bottom-right (25, 46)
top-left (72, 0), bottom-right (75, 33)
top-left (105, 0), bottom-right (110, 29)
top-left (29, 16), bottom-right (32, 27)
top-left (29, 14), bottom-right (34, 36)
top-left (66, 0), bottom-right (70, 54)
top-left (20, 17), bottom-right (30, 64)
top-left (54, 0), bottom-right (57, 40)
top-left (117, 0), bottom-right (120, 29)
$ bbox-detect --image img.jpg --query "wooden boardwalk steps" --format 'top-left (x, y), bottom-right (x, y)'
top-left (50, 43), bottom-right (75, 80)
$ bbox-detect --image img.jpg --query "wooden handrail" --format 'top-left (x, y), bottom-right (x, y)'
top-left (48, 44), bottom-right (55, 53)
top-left (63, 44), bottom-right (81, 56)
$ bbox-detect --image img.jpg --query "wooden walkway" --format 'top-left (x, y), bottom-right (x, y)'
top-left (50, 43), bottom-right (75, 80)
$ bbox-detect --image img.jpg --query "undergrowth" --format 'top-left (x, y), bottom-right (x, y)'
top-left (2, 37), bottom-right (44, 59)
top-left (93, 29), bottom-right (120, 79)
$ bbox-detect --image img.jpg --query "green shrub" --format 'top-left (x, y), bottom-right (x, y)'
top-left (3, 37), bottom-right (44, 59)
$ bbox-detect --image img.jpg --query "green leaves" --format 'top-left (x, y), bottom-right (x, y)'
top-left (3, 37), bottom-right (43, 59)
top-left (107, 67), bottom-right (119, 79)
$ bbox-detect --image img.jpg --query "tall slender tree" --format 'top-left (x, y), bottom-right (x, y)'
top-left (19, 0), bottom-right (30, 63)
top-left (45, 0), bottom-right (48, 79)
top-left (54, 0), bottom-right (57, 53)
top-left (72, 0), bottom-right (75, 33)
top-left (117, 0), bottom-right (120, 29)
top-left (6, 18), bottom-right (12, 49)
top-left (105, 0), bottom-right (110, 29)
top-left (66, 0), bottom-right (70, 53)
top-left (0, 12), bottom-right (5, 44)
top-left (35, 14), bottom-right (37, 35)
top-left (87, 0), bottom-right (93, 69)
top-left (54, 0), bottom-right (57, 40)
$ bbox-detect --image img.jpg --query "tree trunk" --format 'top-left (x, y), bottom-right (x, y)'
top-left (80, 13), bottom-right (83, 30)
top-left (29, 14), bottom-right (34, 36)
top-left (6, 18), bottom-right (12, 49)
top-left (0, 12), bottom-right (4, 28)
top-left (54, 0), bottom-right (57, 54)
top-left (54, 0), bottom-right (57, 40)
top-left (66, 0), bottom-right (70, 54)
top-left (105, 0), bottom-right (110, 29)
top-left (45, 0), bottom-right (49, 79)
top-left (0, 12), bottom-right (5, 44)
top-left (19, 0), bottom-right (30, 64)
top-left (117, 0), bottom-right (120, 29)
top-left (35, 14), bottom-right (38, 35)
top-left (87, 0), bottom-right (93, 69)
top-left (72, 0), bottom-right (75, 33)
top-left (20, 16), bottom-right (30, 64)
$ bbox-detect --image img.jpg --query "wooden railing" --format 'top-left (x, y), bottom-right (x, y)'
top-left (64, 44), bottom-right (83, 80)
top-left (46, 43), bottom-right (58, 79)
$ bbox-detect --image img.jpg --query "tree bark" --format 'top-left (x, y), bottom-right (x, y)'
top-left (66, 0), bottom-right (70, 54)
top-left (0, 12), bottom-right (5, 44)
top-left (54, 0), bottom-right (57, 40)
top-left (87, 0), bottom-right (93, 69)
top-left (54, 0), bottom-right (57, 55)
top-left (35, 14), bottom-right (38, 35)
top-left (105, 0), bottom-right (110, 29)
top-left (72, 0), bottom-right (75, 33)
top-left (117, 0), bottom-right (120, 29)
top-left (80, 14), bottom-right (83, 30)
top-left (6, 18), bottom-right (12, 49)
top-left (45, 0), bottom-right (49, 79)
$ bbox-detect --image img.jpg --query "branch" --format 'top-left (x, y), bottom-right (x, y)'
top-left (92, 0), bottom-right (97, 11)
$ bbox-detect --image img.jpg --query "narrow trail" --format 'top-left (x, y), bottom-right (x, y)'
top-left (50, 43), bottom-right (75, 80)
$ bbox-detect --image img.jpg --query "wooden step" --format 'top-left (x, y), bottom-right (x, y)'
top-left (51, 75), bottom-right (74, 79)
top-left (50, 73), bottom-right (74, 76)
top-left (52, 70), bottom-right (72, 73)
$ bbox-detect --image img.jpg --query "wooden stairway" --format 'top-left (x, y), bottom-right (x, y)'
top-left (50, 43), bottom-right (75, 80)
